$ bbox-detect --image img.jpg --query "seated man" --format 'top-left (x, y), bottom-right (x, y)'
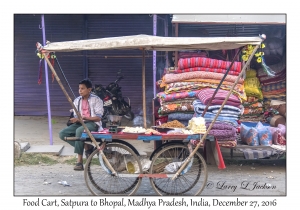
top-left (59, 78), bottom-right (104, 170)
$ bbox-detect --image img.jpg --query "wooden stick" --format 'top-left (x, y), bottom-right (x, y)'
top-left (43, 54), bottom-right (117, 175)
top-left (171, 44), bottom-right (261, 180)
top-left (142, 49), bottom-right (147, 128)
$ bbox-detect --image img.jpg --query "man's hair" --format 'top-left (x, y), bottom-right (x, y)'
top-left (79, 78), bottom-right (93, 89)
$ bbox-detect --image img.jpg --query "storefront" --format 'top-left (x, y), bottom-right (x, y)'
top-left (153, 14), bottom-right (286, 158)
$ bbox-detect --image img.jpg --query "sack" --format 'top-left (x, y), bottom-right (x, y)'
top-left (241, 124), bottom-right (259, 146)
top-left (256, 122), bottom-right (272, 146)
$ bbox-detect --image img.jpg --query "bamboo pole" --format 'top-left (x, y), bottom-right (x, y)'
top-left (142, 49), bottom-right (147, 128)
top-left (171, 44), bottom-right (262, 180)
top-left (201, 47), bottom-right (243, 117)
top-left (43, 53), bottom-right (117, 175)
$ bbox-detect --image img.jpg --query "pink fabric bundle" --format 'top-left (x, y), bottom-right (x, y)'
top-left (197, 88), bottom-right (241, 107)
top-left (163, 71), bottom-right (244, 85)
top-left (178, 57), bottom-right (241, 72)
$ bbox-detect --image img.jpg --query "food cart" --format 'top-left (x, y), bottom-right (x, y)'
top-left (36, 34), bottom-right (264, 196)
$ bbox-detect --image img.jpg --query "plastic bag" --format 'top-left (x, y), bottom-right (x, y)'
top-left (241, 124), bottom-right (259, 146)
top-left (256, 122), bottom-right (272, 146)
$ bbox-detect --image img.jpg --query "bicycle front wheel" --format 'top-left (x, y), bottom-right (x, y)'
top-left (84, 143), bottom-right (142, 196)
top-left (149, 144), bottom-right (207, 196)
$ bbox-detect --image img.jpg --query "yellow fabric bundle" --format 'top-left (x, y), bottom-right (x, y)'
top-left (246, 69), bottom-right (257, 78)
top-left (244, 77), bottom-right (263, 99)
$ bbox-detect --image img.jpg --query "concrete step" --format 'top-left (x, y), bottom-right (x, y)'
top-left (25, 145), bottom-right (65, 156)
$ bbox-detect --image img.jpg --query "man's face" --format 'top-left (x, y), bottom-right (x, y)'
top-left (79, 84), bottom-right (91, 98)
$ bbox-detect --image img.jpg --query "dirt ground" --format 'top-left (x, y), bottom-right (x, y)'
top-left (14, 162), bottom-right (286, 196)
top-left (13, 116), bottom-right (286, 197)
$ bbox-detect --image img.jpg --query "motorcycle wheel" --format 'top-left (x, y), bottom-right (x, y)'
top-left (123, 111), bottom-right (134, 120)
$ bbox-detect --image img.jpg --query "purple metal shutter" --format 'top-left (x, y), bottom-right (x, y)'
top-left (86, 14), bottom-right (155, 120)
top-left (14, 14), bottom-right (85, 116)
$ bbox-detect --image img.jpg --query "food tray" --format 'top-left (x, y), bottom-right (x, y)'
top-left (122, 131), bottom-right (145, 134)
top-left (151, 126), bottom-right (178, 133)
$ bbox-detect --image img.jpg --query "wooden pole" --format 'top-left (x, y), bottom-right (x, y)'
top-left (142, 49), bottom-right (147, 128)
top-left (43, 53), bottom-right (117, 175)
top-left (172, 44), bottom-right (262, 181)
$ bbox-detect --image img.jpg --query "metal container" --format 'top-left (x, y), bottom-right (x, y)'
top-left (107, 115), bottom-right (123, 125)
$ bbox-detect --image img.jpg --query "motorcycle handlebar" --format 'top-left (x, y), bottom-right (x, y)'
top-left (115, 75), bottom-right (124, 83)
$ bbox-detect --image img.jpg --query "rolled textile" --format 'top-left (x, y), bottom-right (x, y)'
top-left (161, 98), bottom-right (195, 106)
top-left (263, 95), bottom-right (286, 102)
top-left (197, 88), bottom-right (241, 106)
top-left (262, 89), bottom-right (286, 96)
top-left (193, 99), bottom-right (241, 118)
top-left (206, 122), bottom-right (236, 131)
top-left (156, 90), bottom-right (200, 102)
top-left (182, 78), bottom-right (236, 85)
top-left (165, 81), bottom-right (246, 101)
top-left (194, 112), bottom-right (239, 127)
top-left (158, 102), bottom-right (194, 115)
top-left (207, 104), bottom-right (242, 113)
top-left (173, 67), bottom-right (240, 76)
top-left (167, 112), bottom-right (194, 121)
top-left (242, 107), bottom-right (264, 115)
top-left (261, 81), bottom-right (286, 92)
top-left (161, 71), bottom-right (244, 87)
top-left (242, 101), bottom-right (263, 109)
top-left (178, 57), bottom-right (241, 72)
top-left (259, 72), bottom-right (286, 85)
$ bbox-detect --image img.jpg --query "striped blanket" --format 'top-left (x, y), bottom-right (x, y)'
top-left (205, 122), bottom-right (237, 139)
top-left (173, 67), bottom-right (240, 76)
top-left (194, 113), bottom-right (239, 127)
top-left (158, 102), bottom-right (194, 115)
top-left (193, 99), bottom-right (241, 117)
top-left (156, 91), bottom-right (200, 102)
top-left (161, 71), bottom-right (244, 87)
top-left (178, 57), bottom-right (241, 72)
top-left (239, 148), bottom-right (277, 159)
top-left (165, 81), bottom-right (246, 100)
top-left (167, 112), bottom-right (194, 121)
top-left (261, 81), bottom-right (286, 92)
top-left (197, 88), bottom-right (241, 106)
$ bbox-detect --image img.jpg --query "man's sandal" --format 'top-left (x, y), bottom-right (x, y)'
top-left (73, 162), bottom-right (84, 171)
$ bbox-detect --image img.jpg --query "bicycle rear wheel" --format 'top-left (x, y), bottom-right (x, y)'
top-left (84, 143), bottom-right (142, 195)
top-left (149, 144), bottom-right (207, 196)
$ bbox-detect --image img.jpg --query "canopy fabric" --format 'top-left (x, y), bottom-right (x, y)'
top-left (40, 34), bottom-right (262, 52)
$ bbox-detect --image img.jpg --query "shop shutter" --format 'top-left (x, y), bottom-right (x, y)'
top-left (14, 14), bottom-right (86, 116)
top-left (86, 14), bottom-right (155, 119)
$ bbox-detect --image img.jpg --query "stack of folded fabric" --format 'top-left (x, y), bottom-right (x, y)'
top-left (195, 121), bottom-right (238, 148)
top-left (156, 56), bottom-right (245, 127)
top-left (240, 69), bottom-right (265, 122)
top-left (257, 58), bottom-right (286, 108)
top-left (193, 88), bottom-right (242, 127)
top-left (205, 122), bottom-right (237, 148)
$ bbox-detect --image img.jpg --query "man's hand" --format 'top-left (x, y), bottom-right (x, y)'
top-left (69, 118), bottom-right (79, 123)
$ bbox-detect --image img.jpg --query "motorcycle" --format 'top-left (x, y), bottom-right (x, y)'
top-left (93, 70), bottom-right (134, 127)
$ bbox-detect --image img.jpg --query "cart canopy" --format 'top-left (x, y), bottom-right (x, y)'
top-left (40, 34), bottom-right (262, 52)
